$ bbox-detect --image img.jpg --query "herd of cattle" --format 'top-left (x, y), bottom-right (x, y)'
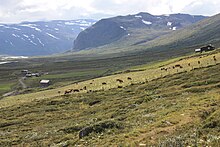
top-left (62, 77), bottom-right (133, 95)
top-left (62, 55), bottom-right (218, 96)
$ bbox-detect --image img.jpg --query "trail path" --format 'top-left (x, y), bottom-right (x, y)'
top-left (18, 77), bottom-right (27, 89)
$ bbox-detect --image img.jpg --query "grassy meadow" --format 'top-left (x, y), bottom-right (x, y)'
top-left (1, 50), bottom-right (219, 108)
top-left (0, 49), bottom-right (220, 146)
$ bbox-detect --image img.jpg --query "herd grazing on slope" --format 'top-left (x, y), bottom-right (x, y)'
top-left (62, 54), bottom-right (218, 95)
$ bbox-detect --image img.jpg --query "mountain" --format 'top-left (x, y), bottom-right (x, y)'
top-left (0, 19), bottom-right (96, 56)
top-left (141, 13), bottom-right (220, 52)
top-left (73, 13), bottom-right (206, 50)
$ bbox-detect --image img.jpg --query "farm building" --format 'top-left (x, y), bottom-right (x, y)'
top-left (40, 80), bottom-right (50, 87)
top-left (195, 44), bottom-right (215, 53)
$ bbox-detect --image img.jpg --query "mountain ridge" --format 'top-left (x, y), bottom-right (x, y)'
top-left (0, 19), bottom-right (96, 56)
top-left (73, 12), bottom-right (207, 50)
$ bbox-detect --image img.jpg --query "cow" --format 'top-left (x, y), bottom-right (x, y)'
top-left (102, 82), bottom-right (107, 85)
top-left (118, 86), bottom-right (123, 88)
top-left (174, 64), bottom-right (181, 68)
top-left (127, 77), bottom-right (132, 80)
top-left (73, 89), bottom-right (80, 92)
top-left (213, 56), bottom-right (217, 62)
top-left (116, 79), bottom-right (123, 83)
top-left (64, 89), bottom-right (72, 95)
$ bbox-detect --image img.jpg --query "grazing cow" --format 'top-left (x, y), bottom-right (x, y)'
top-left (102, 82), bottom-right (107, 85)
top-left (118, 86), bottom-right (123, 88)
top-left (198, 61), bottom-right (201, 64)
top-left (83, 86), bottom-right (87, 90)
top-left (161, 68), bottom-right (168, 71)
top-left (73, 89), bottom-right (80, 92)
top-left (188, 63), bottom-right (191, 66)
top-left (213, 56), bottom-right (217, 62)
top-left (64, 89), bottom-right (72, 95)
top-left (58, 91), bottom-right (61, 94)
top-left (127, 77), bottom-right (132, 80)
top-left (116, 79), bottom-right (123, 83)
top-left (174, 64), bottom-right (181, 68)
top-left (90, 83), bottom-right (93, 85)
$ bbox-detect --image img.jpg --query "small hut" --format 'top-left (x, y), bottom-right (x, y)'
top-left (196, 44), bottom-right (215, 53)
top-left (40, 80), bottom-right (50, 87)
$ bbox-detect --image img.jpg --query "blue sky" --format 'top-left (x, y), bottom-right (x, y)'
top-left (0, 0), bottom-right (220, 23)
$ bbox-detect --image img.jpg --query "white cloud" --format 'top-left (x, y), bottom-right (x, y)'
top-left (181, 0), bottom-right (220, 16)
top-left (0, 0), bottom-right (219, 23)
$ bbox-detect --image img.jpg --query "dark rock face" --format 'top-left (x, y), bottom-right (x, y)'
top-left (74, 19), bottom-right (127, 50)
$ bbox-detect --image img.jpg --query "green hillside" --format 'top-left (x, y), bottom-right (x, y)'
top-left (0, 50), bottom-right (220, 146)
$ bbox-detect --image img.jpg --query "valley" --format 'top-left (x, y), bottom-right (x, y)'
top-left (0, 10), bottom-right (220, 146)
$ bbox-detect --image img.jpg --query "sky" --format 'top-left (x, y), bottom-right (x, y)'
top-left (0, 0), bottom-right (220, 23)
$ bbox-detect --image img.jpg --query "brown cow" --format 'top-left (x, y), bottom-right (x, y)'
top-left (102, 82), bottom-right (107, 85)
top-left (73, 89), bottom-right (80, 92)
top-left (174, 64), bottom-right (181, 67)
top-left (116, 79), bottom-right (123, 83)
top-left (213, 56), bottom-right (217, 62)
top-left (64, 89), bottom-right (72, 95)
top-left (127, 77), bottom-right (132, 80)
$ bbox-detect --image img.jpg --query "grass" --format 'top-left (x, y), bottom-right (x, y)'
top-left (1, 50), bottom-right (219, 108)
top-left (0, 49), bottom-right (220, 146)
top-left (0, 83), bottom-right (14, 93)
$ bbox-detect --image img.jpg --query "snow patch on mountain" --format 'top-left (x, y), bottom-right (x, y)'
top-left (120, 26), bottom-right (126, 30)
top-left (20, 24), bottom-right (42, 32)
top-left (65, 22), bottom-right (76, 25)
top-left (12, 34), bottom-right (20, 38)
top-left (135, 15), bottom-right (142, 18)
top-left (29, 40), bottom-right (37, 45)
top-left (23, 34), bottom-right (29, 38)
top-left (167, 22), bottom-right (172, 26)
top-left (142, 20), bottom-right (152, 25)
top-left (46, 33), bottom-right (59, 40)
top-left (172, 27), bottom-right (177, 30)
top-left (37, 38), bottom-right (44, 46)
top-left (80, 27), bottom-right (86, 30)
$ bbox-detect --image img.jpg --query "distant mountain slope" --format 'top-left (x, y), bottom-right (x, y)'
top-left (143, 13), bottom-right (220, 52)
top-left (0, 19), bottom-right (96, 56)
top-left (73, 13), bottom-right (206, 50)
